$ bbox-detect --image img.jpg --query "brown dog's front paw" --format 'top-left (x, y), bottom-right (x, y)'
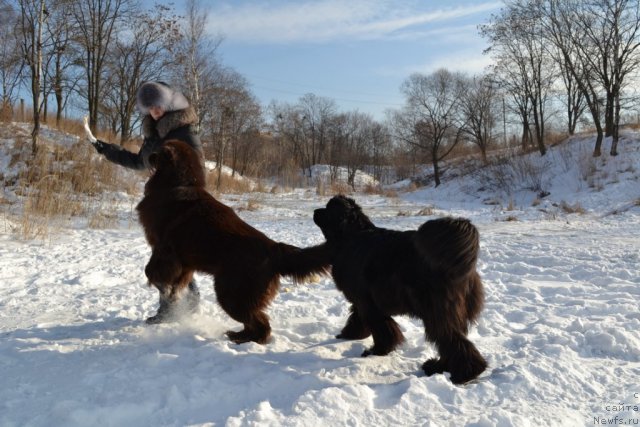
top-left (145, 247), bottom-right (182, 285)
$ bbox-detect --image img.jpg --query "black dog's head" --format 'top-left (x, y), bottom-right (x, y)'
top-left (146, 140), bottom-right (206, 191)
top-left (313, 195), bottom-right (375, 241)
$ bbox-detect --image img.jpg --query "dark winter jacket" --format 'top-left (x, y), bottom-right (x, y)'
top-left (97, 106), bottom-right (203, 171)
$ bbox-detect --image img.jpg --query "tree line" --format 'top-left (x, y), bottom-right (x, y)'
top-left (1, 0), bottom-right (639, 188)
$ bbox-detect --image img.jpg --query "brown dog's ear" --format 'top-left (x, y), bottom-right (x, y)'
top-left (149, 143), bottom-right (175, 169)
top-left (163, 140), bottom-right (182, 163)
top-left (148, 152), bottom-right (159, 168)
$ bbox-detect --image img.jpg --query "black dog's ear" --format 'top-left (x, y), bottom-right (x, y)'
top-left (344, 198), bottom-right (375, 231)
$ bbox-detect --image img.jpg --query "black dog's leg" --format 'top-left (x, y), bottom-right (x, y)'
top-left (422, 357), bottom-right (447, 376)
top-left (360, 305), bottom-right (404, 357)
top-left (425, 327), bottom-right (487, 384)
top-left (337, 305), bottom-right (371, 340)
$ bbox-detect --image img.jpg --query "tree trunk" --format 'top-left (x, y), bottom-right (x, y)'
top-left (593, 125), bottom-right (603, 157)
top-left (521, 120), bottom-right (530, 151)
top-left (55, 89), bottom-right (63, 128)
top-left (30, 0), bottom-right (46, 156)
top-left (610, 93), bottom-right (620, 156)
top-left (532, 105), bottom-right (546, 156)
top-left (432, 147), bottom-right (441, 187)
top-left (604, 93), bottom-right (614, 137)
top-left (480, 146), bottom-right (488, 164)
top-left (42, 96), bottom-right (48, 123)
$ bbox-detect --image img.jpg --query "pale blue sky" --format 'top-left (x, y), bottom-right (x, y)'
top-left (202, 1), bottom-right (502, 120)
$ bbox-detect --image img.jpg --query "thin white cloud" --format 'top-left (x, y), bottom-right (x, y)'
top-left (206, 1), bottom-right (501, 44)
top-left (411, 50), bottom-right (494, 75)
top-left (374, 46), bottom-right (493, 79)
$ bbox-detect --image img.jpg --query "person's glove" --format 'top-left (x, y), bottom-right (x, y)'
top-left (91, 139), bottom-right (107, 154)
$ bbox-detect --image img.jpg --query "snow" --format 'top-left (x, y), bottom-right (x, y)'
top-left (1, 124), bottom-right (640, 426)
top-left (308, 164), bottom-right (379, 189)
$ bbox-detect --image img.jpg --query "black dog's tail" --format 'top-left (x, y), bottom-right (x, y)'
top-left (413, 217), bottom-right (480, 283)
top-left (465, 271), bottom-right (485, 324)
top-left (273, 242), bottom-right (331, 283)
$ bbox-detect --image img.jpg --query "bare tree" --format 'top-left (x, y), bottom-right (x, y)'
top-left (535, 0), bottom-right (640, 156)
top-left (172, 0), bottom-right (223, 129)
top-left (298, 93), bottom-right (337, 177)
top-left (42, 0), bottom-right (78, 126)
top-left (271, 101), bottom-right (308, 180)
top-left (344, 112), bottom-right (387, 189)
top-left (459, 74), bottom-right (499, 163)
top-left (0, 0), bottom-right (24, 120)
top-left (554, 45), bottom-right (588, 135)
top-left (481, 1), bottom-right (556, 156)
top-left (396, 69), bottom-right (466, 187)
top-left (601, 0), bottom-right (640, 155)
top-left (17, 0), bottom-right (49, 154)
top-left (102, 4), bottom-right (181, 142)
top-left (206, 67), bottom-right (262, 188)
top-left (330, 112), bottom-right (372, 189)
top-left (71, 0), bottom-right (132, 132)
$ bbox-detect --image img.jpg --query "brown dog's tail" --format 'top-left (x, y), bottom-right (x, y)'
top-left (273, 242), bottom-right (331, 283)
top-left (414, 217), bottom-right (480, 283)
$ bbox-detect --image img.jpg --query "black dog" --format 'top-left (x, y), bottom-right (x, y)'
top-left (313, 195), bottom-right (487, 384)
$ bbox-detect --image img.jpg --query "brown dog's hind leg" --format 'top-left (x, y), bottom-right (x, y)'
top-left (225, 311), bottom-right (271, 344)
top-left (337, 305), bottom-right (371, 340)
top-left (216, 275), bottom-right (276, 345)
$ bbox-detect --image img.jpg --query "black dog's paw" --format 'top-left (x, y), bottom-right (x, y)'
top-left (361, 346), bottom-right (393, 357)
top-left (422, 358), bottom-right (446, 376)
top-left (449, 356), bottom-right (488, 385)
top-left (336, 330), bottom-right (371, 341)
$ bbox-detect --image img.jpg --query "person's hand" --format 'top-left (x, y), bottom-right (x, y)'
top-left (83, 116), bottom-right (106, 153)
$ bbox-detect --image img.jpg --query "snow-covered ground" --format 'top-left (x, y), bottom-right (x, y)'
top-left (1, 125), bottom-right (639, 426)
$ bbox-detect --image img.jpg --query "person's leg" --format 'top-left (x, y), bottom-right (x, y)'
top-left (145, 273), bottom-right (198, 324)
top-left (185, 278), bottom-right (201, 313)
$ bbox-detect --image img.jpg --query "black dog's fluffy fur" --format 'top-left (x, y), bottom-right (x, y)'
top-left (137, 140), bottom-right (329, 344)
top-left (313, 195), bottom-right (487, 384)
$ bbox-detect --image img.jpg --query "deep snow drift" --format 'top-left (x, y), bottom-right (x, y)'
top-left (0, 125), bottom-right (639, 426)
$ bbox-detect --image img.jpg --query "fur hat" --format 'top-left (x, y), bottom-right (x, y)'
top-left (136, 81), bottom-right (190, 114)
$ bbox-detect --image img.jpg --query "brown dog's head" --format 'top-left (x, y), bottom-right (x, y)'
top-left (313, 195), bottom-right (375, 241)
top-left (146, 140), bottom-right (206, 190)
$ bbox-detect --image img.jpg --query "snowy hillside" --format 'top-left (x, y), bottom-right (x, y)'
top-left (0, 124), bottom-right (639, 426)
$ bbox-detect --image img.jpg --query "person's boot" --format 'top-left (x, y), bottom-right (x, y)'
top-left (184, 280), bottom-right (201, 314)
top-left (145, 293), bottom-right (177, 324)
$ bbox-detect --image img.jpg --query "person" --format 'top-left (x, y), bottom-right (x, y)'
top-left (85, 81), bottom-right (202, 324)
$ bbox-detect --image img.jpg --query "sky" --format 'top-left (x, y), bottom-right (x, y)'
top-left (202, 1), bottom-right (503, 121)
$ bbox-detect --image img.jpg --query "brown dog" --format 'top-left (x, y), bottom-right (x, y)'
top-left (137, 140), bottom-right (328, 344)
top-left (313, 195), bottom-right (487, 384)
